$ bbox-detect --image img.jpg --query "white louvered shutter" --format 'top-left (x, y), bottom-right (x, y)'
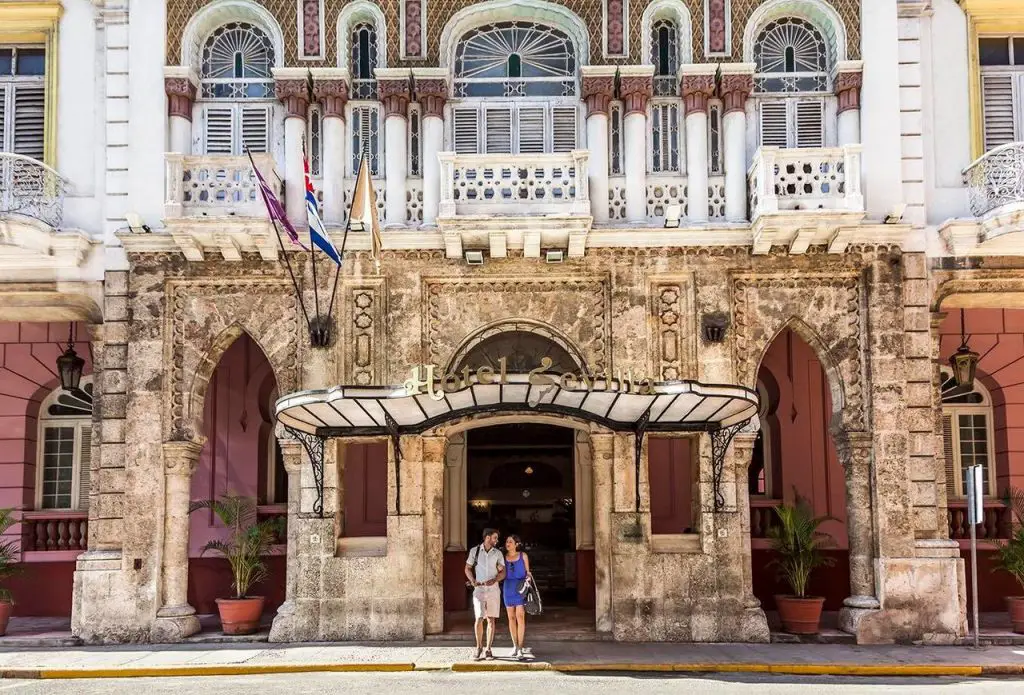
top-left (239, 105), bottom-right (271, 154)
top-left (77, 425), bottom-right (91, 512)
top-left (484, 107), bottom-right (513, 153)
top-left (12, 85), bottom-right (45, 160)
top-left (759, 101), bottom-right (789, 148)
top-left (203, 105), bottom-right (234, 154)
top-left (0, 85), bottom-right (7, 151)
top-left (982, 73), bottom-right (1017, 151)
top-left (453, 107), bottom-right (479, 154)
top-left (942, 414), bottom-right (956, 497)
top-left (517, 106), bottom-right (545, 153)
top-left (551, 106), bottom-right (578, 153)
top-left (794, 100), bottom-right (824, 148)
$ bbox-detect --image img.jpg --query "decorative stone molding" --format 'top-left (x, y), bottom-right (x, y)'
top-left (581, 66), bottom-right (617, 117)
top-left (162, 440), bottom-right (204, 477)
top-left (650, 279), bottom-right (695, 380)
top-left (718, 64), bottom-right (755, 114)
top-left (163, 67), bottom-right (198, 121)
top-left (618, 66), bottom-right (655, 116)
top-left (311, 68), bottom-right (350, 119)
top-left (344, 282), bottom-right (385, 385)
top-left (681, 72), bottom-right (716, 114)
top-left (836, 60), bottom-right (864, 114)
top-left (376, 68), bottom-right (412, 120)
top-left (412, 68), bottom-right (448, 119)
top-left (641, 0), bottom-right (694, 65)
top-left (273, 68), bottom-right (312, 119)
top-left (402, 0), bottom-right (425, 59)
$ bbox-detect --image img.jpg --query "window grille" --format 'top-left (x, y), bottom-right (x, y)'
top-left (37, 379), bottom-right (93, 511)
top-left (351, 22), bottom-right (379, 99)
top-left (408, 104), bottom-right (422, 176)
top-left (351, 104), bottom-right (381, 175)
top-left (200, 23), bottom-right (274, 99)
top-left (453, 22), bottom-right (577, 98)
top-left (753, 18), bottom-right (829, 94)
top-left (650, 102), bottom-right (680, 172)
top-left (651, 19), bottom-right (679, 97)
top-left (609, 102), bottom-right (623, 175)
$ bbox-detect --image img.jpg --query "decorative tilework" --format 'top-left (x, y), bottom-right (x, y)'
top-left (302, 0), bottom-right (322, 57)
top-left (403, 0), bottom-right (424, 58)
top-left (706, 0), bottom-right (727, 54)
top-left (606, 0), bottom-right (626, 56)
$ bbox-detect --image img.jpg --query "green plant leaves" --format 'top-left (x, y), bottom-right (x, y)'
top-left (766, 493), bottom-right (835, 598)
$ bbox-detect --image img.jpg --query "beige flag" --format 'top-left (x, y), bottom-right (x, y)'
top-left (348, 149), bottom-right (382, 271)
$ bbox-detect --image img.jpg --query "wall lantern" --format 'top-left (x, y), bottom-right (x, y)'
top-left (949, 308), bottom-right (979, 389)
top-left (701, 311), bottom-right (731, 343)
top-left (56, 322), bottom-right (85, 392)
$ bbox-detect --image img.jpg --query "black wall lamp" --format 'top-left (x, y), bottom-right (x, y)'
top-left (56, 322), bottom-right (84, 392)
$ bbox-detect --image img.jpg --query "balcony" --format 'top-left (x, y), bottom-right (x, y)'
top-left (0, 153), bottom-right (68, 230)
top-left (944, 143), bottom-right (1024, 255)
top-left (165, 153), bottom-right (280, 219)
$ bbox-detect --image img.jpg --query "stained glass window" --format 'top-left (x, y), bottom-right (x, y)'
top-left (454, 22), bottom-right (577, 98)
top-left (753, 18), bottom-right (828, 94)
top-left (200, 23), bottom-right (275, 99)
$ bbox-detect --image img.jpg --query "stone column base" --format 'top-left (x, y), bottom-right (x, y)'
top-left (73, 550), bottom-right (153, 644)
top-left (269, 600), bottom-right (321, 642)
top-left (151, 605), bottom-right (201, 642)
top-left (838, 595), bottom-right (881, 637)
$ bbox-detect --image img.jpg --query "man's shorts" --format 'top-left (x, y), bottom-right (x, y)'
top-left (472, 585), bottom-right (501, 620)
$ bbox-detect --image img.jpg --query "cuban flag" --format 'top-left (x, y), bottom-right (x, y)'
top-left (304, 156), bottom-right (341, 265)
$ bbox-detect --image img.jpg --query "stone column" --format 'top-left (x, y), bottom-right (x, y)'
top-left (151, 439), bottom-right (204, 642)
top-left (618, 66), bottom-right (654, 224)
top-left (163, 67), bottom-right (197, 154)
top-left (274, 68), bottom-right (311, 227)
top-left (733, 431), bottom-right (760, 609)
top-left (376, 68), bottom-right (412, 227)
top-left (718, 64), bottom-right (754, 223)
top-left (681, 66), bottom-right (716, 224)
top-left (581, 66), bottom-right (616, 225)
top-left (413, 68), bottom-right (448, 227)
top-left (273, 439), bottom-right (303, 619)
top-left (423, 435), bottom-right (447, 635)
top-left (834, 429), bottom-right (881, 634)
top-left (837, 61), bottom-right (864, 146)
top-left (591, 431), bottom-right (614, 633)
top-left (312, 69), bottom-right (350, 227)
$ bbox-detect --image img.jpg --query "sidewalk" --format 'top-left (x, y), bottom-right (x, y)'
top-left (0, 640), bottom-right (1024, 679)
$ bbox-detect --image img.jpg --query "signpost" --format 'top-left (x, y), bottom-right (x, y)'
top-left (966, 464), bottom-right (984, 649)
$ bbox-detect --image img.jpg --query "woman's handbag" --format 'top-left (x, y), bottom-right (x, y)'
top-left (524, 583), bottom-right (543, 616)
top-left (515, 576), bottom-right (530, 596)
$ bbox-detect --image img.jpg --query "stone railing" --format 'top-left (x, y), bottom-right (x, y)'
top-left (749, 498), bottom-right (781, 540)
top-left (947, 500), bottom-right (1012, 541)
top-left (748, 145), bottom-right (863, 219)
top-left (22, 510), bottom-right (88, 552)
top-left (165, 153), bottom-right (281, 218)
top-left (962, 142), bottom-right (1024, 218)
top-left (0, 153), bottom-right (69, 229)
top-left (437, 150), bottom-right (590, 217)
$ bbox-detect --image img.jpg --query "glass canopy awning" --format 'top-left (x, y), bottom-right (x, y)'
top-left (275, 374), bottom-right (759, 516)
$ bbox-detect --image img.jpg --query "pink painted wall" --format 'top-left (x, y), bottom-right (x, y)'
top-left (938, 309), bottom-right (1024, 494)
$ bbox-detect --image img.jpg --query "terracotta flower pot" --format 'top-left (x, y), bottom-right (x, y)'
top-left (775, 595), bottom-right (825, 635)
top-left (0, 600), bottom-right (12, 637)
top-left (1006, 596), bottom-right (1024, 634)
top-left (215, 596), bottom-right (265, 635)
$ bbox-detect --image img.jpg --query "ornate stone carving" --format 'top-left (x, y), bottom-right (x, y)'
top-left (275, 78), bottom-right (310, 119)
top-left (836, 70), bottom-right (863, 113)
top-left (732, 274), bottom-right (866, 431)
top-left (313, 78), bottom-right (348, 119)
top-left (619, 75), bottom-right (653, 116)
top-left (719, 73), bottom-right (753, 114)
top-left (651, 281), bottom-right (694, 381)
top-left (416, 78), bottom-right (448, 119)
top-left (706, 0), bottom-right (729, 55)
top-left (606, 0), bottom-right (626, 56)
top-left (379, 78), bottom-right (411, 119)
top-left (582, 74), bottom-right (615, 116)
top-left (404, 0), bottom-right (423, 58)
top-left (682, 74), bottom-right (716, 114)
top-left (165, 78), bottom-right (196, 121)
top-left (301, 0), bottom-right (321, 57)
top-left (346, 286), bottom-right (382, 385)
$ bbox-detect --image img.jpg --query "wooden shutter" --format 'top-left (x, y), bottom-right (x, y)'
top-left (484, 107), bottom-right (512, 153)
top-left (794, 99), bottom-right (824, 148)
top-left (982, 73), bottom-right (1017, 151)
top-left (759, 100), bottom-right (789, 148)
top-left (343, 441), bottom-right (388, 537)
top-left (648, 437), bottom-right (694, 534)
top-left (551, 106), bottom-right (578, 152)
top-left (77, 424), bottom-right (91, 512)
top-left (239, 105), bottom-right (270, 154)
top-left (203, 105), bottom-right (234, 154)
top-left (452, 107), bottom-right (479, 154)
top-left (0, 85), bottom-right (7, 151)
top-left (942, 414), bottom-right (956, 497)
top-left (517, 106), bottom-right (545, 153)
top-left (12, 85), bottom-right (45, 160)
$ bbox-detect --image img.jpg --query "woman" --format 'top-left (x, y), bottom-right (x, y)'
top-left (502, 534), bottom-right (533, 660)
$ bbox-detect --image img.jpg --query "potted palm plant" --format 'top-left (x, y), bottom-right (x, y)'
top-left (767, 494), bottom-right (835, 634)
top-left (0, 509), bottom-right (19, 636)
top-left (189, 494), bottom-right (282, 635)
top-left (995, 487), bottom-right (1024, 633)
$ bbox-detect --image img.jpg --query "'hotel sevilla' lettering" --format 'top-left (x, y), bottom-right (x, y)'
top-left (403, 356), bottom-right (655, 404)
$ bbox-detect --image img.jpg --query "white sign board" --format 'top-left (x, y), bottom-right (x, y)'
top-left (966, 464), bottom-right (984, 526)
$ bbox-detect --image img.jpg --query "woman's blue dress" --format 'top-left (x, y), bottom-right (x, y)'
top-left (503, 555), bottom-right (527, 607)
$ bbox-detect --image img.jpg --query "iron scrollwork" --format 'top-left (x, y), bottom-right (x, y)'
top-left (633, 407), bottom-right (651, 513)
top-left (710, 421), bottom-right (748, 512)
top-left (286, 427), bottom-right (326, 518)
top-left (384, 410), bottom-right (402, 515)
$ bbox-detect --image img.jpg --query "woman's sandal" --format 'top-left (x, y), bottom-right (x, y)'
top-left (485, 649), bottom-right (494, 660)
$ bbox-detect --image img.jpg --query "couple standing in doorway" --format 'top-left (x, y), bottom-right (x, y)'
top-left (465, 528), bottom-right (534, 661)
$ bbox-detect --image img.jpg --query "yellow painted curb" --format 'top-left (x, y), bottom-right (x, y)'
top-left (458, 662), bottom-right (987, 677)
top-left (32, 663), bottom-right (416, 679)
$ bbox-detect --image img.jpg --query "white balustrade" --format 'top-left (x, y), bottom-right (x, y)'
top-left (748, 145), bottom-right (864, 220)
top-left (165, 153), bottom-right (281, 218)
top-left (963, 142), bottom-right (1024, 218)
top-left (0, 153), bottom-right (69, 229)
top-left (437, 150), bottom-right (590, 217)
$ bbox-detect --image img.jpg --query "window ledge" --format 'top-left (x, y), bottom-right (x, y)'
top-left (336, 536), bottom-right (387, 557)
top-left (650, 533), bottom-right (701, 554)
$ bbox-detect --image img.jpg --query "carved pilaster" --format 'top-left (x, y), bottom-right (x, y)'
top-left (379, 77), bottom-right (411, 119)
top-left (416, 78), bottom-right (448, 119)
top-left (313, 79), bottom-right (349, 119)
top-left (275, 79), bottom-right (310, 119)
top-left (719, 72), bottom-right (753, 114)
top-left (682, 73), bottom-right (716, 114)
top-left (582, 74), bottom-right (615, 116)
top-left (619, 73), bottom-right (653, 116)
top-left (165, 77), bottom-right (196, 121)
top-left (836, 69), bottom-right (863, 114)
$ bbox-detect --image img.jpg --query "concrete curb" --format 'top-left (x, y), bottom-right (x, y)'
top-left (0, 661), bottom-right (1009, 679)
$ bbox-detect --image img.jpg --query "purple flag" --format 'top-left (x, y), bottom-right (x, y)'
top-left (249, 151), bottom-right (306, 249)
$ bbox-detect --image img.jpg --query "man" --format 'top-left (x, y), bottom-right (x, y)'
top-left (465, 527), bottom-right (505, 661)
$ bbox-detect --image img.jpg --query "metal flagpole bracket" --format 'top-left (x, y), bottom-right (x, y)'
top-left (308, 315), bottom-right (332, 348)
top-left (710, 421), bottom-right (747, 512)
top-left (285, 426), bottom-right (327, 518)
top-left (633, 407), bottom-right (651, 513)
top-left (384, 410), bottom-right (402, 515)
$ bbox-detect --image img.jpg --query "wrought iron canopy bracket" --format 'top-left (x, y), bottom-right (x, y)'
top-left (286, 426), bottom-right (327, 518)
top-left (385, 410), bottom-right (402, 515)
top-left (633, 407), bottom-right (651, 513)
top-left (709, 421), bottom-right (747, 512)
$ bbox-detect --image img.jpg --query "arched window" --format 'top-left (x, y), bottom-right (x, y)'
top-left (198, 22), bottom-right (274, 154)
top-left (456, 330), bottom-right (580, 374)
top-left (753, 17), bottom-right (828, 149)
top-left (36, 378), bottom-right (93, 511)
top-left (651, 18), bottom-right (678, 96)
top-left (941, 371), bottom-right (996, 498)
top-left (748, 380), bottom-right (773, 497)
top-left (350, 22), bottom-right (379, 99)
